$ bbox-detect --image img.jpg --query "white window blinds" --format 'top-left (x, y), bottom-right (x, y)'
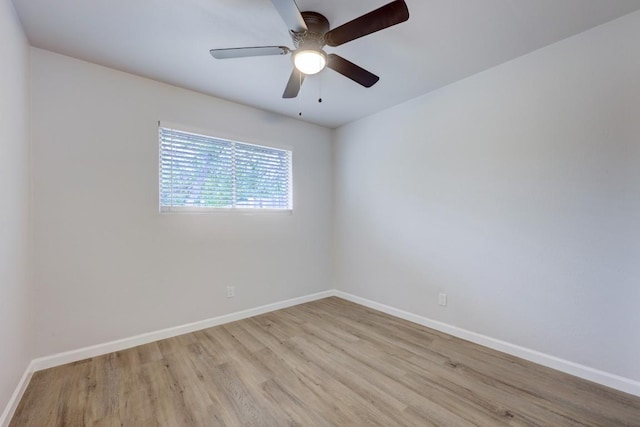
top-left (160, 127), bottom-right (292, 212)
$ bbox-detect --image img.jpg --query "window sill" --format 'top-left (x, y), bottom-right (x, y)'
top-left (160, 207), bottom-right (293, 215)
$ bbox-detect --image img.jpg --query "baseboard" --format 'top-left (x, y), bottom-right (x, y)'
top-left (31, 290), bottom-right (334, 372)
top-left (2, 291), bottom-right (333, 425)
top-left (334, 290), bottom-right (640, 397)
top-left (4, 287), bottom-right (638, 425)
top-left (0, 361), bottom-right (34, 427)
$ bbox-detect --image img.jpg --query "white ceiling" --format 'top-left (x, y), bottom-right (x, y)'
top-left (12, 0), bottom-right (640, 128)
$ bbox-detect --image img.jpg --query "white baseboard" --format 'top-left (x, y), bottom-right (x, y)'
top-left (334, 290), bottom-right (640, 397)
top-left (31, 290), bottom-right (334, 372)
top-left (3, 287), bottom-right (638, 426)
top-left (2, 291), bottom-right (332, 425)
top-left (0, 361), bottom-right (34, 427)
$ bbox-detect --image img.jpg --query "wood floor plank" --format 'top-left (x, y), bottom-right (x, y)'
top-left (294, 321), bottom-right (480, 426)
top-left (10, 297), bottom-right (640, 426)
top-left (260, 378), bottom-right (332, 427)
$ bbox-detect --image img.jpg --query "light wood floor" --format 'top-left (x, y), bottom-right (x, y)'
top-left (11, 297), bottom-right (640, 426)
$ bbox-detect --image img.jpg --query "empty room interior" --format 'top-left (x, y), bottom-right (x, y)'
top-left (2, 0), bottom-right (640, 425)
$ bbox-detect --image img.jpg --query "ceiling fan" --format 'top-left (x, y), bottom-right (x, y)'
top-left (210, 0), bottom-right (410, 98)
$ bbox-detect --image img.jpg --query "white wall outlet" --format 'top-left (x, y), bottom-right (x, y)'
top-left (438, 292), bottom-right (447, 306)
top-left (227, 286), bottom-right (235, 298)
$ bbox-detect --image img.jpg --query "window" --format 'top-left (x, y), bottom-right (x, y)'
top-left (159, 126), bottom-right (292, 212)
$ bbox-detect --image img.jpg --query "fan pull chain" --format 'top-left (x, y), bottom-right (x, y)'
top-left (318, 73), bottom-right (323, 103)
top-left (298, 71), bottom-right (303, 116)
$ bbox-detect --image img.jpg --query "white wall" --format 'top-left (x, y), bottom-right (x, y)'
top-left (30, 49), bottom-right (333, 357)
top-left (0, 0), bottom-right (32, 415)
top-left (334, 11), bottom-right (640, 382)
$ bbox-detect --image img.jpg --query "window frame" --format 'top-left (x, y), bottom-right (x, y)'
top-left (158, 122), bottom-right (293, 214)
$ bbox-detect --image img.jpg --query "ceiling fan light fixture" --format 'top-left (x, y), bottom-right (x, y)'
top-left (293, 49), bottom-right (327, 75)
top-left (210, 0), bottom-right (410, 99)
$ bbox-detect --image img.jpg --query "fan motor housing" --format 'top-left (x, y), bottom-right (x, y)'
top-left (292, 12), bottom-right (330, 48)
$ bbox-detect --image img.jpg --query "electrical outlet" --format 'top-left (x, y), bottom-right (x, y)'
top-left (227, 286), bottom-right (235, 298)
top-left (438, 293), bottom-right (447, 306)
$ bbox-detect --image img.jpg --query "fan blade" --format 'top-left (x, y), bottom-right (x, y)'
top-left (283, 68), bottom-right (305, 98)
top-left (271, 0), bottom-right (308, 33)
top-left (210, 46), bottom-right (290, 59)
top-left (327, 54), bottom-right (379, 87)
top-left (324, 0), bottom-right (409, 47)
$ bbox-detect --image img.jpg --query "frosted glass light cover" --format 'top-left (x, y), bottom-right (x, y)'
top-left (294, 50), bottom-right (326, 75)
